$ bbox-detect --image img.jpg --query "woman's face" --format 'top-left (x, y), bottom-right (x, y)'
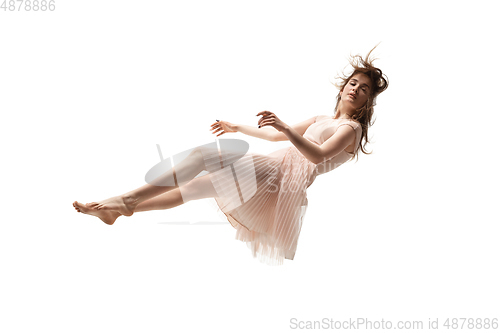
top-left (340, 73), bottom-right (372, 111)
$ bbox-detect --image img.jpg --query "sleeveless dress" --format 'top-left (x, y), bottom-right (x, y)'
top-left (206, 115), bottom-right (363, 265)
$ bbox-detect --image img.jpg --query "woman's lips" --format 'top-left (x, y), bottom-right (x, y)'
top-left (348, 94), bottom-right (356, 99)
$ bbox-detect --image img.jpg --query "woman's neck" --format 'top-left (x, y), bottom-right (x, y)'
top-left (334, 109), bottom-right (356, 120)
top-left (334, 102), bottom-right (356, 119)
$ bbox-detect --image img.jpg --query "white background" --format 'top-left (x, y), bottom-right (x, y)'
top-left (1, 1), bottom-right (499, 332)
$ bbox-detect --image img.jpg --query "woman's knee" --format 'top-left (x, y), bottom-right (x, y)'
top-left (191, 146), bottom-right (221, 173)
top-left (174, 147), bottom-right (208, 186)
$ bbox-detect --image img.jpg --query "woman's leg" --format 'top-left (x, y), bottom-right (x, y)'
top-left (88, 147), bottom-right (209, 216)
top-left (73, 174), bottom-right (219, 224)
top-left (134, 174), bottom-right (219, 212)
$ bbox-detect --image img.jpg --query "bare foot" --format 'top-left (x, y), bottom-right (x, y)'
top-left (73, 201), bottom-right (122, 225)
top-left (90, 195), bottom-right (136, 216)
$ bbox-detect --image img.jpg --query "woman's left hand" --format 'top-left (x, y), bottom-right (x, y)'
top-left (256, 110), bottom-right (289, 132)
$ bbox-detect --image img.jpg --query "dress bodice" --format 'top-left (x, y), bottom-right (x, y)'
top-left (302, 115), bottom-right (363, 175)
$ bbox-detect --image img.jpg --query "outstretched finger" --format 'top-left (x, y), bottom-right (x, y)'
top-left (210, 123), bottom-right (221, 131)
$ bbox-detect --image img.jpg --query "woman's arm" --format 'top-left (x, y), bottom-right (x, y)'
top-left (283, 124), bottom-right (355, 164)
top-left (256, 111), bottom-right (354, 164)
top-left (211, 115), bottom-right (317, 142)
top-left (236, 115), bottom-right (317, 142)
top-left (271, 116), bottom-right (317, 141)
top-left (234, 124), bottom-right (276, 141)
top-left (210, 119), bottom-right (276, 141)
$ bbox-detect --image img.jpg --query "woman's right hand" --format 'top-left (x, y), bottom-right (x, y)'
top-left (209, 120), bottom-right (238, 137)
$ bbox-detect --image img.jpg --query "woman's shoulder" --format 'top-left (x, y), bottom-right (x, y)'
top-left (342, 117), bottom-right (361, 127)
top-left (347, 118), bottom-right (362, 129)
top-left (335, 119), bottom-right (363, 138)
top-left (332, 116), bottom-right (361, 127)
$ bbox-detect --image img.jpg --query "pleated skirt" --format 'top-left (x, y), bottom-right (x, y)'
top-left (204, 145), bottom-right (318, 265)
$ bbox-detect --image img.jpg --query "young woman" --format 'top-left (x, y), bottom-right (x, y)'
top-left (73, 46), bottom-right (388, 265)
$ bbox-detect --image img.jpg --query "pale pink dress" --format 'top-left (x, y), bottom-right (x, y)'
top-left (206, 115), bottom-right (363, 265)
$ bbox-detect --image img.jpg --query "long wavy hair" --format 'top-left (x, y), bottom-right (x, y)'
top-left (332, 45), bottom-right (389, 161)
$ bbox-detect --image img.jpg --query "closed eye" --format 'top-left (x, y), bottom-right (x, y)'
top-left (350, 81), bottom-right (369, 93)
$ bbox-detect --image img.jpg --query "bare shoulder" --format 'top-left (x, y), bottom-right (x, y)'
top-left (336, 123), bottom-right (358, 154)
top-left (349, 119), bottom-right (362, 129)
top-left (336, 123), bottom-right (357, 136)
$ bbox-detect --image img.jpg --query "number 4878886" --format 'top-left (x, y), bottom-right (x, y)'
top-left (1, 0), bottom-right (56, 11)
